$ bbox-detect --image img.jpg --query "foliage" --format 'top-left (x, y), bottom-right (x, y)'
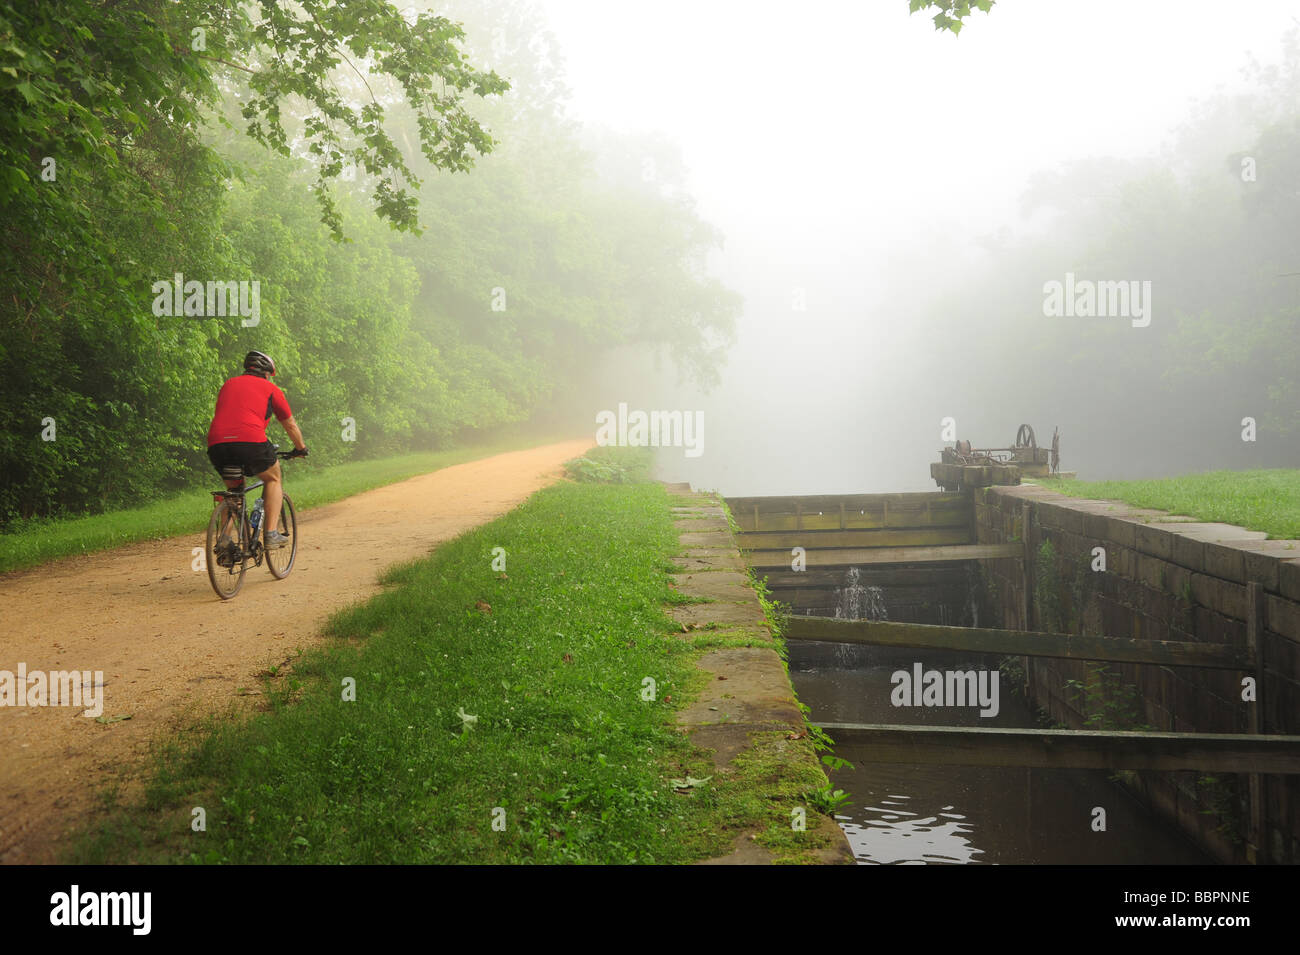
top-left (1196, 774), bottom-right (1247, 846)
top-left (1032, 536), bottom-right (1095, 634)
top-left (0, 0), bottom-right (497, 521)
top-left (802, 784), bottom-right (853, 815)
top-left (748, 570), bottom-right (791, 643)
top-left (908, 0), bottom-right (995, 35)
top-left (997, 653), bottom-right (1026, 694)
top-left (1063, 662), bottom-right (1151, 732)
top-left (1034, 539), bottom-right (1064, 633)
top-left (563, 447), bottom-right (651, 484)
top-left (803, 717), bottom-right (855, 774)
top-left (0, 0), bottom-right (739, 528)
top-left (0, 1), bottom-right (507, 238)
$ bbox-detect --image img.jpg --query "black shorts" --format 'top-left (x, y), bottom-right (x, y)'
top-left (208, 441), bottom-right (278, 478)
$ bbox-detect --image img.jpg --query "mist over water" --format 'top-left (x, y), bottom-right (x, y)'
top-left (553, 1), bottom-right (1300, 497)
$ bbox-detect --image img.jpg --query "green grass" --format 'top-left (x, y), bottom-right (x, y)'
top-left (0, 430), bottom-right (583, 574)
top-left (68, 452), bottom-right (838, 864)
top-left (1045, 469), bottom-right (1300, 540)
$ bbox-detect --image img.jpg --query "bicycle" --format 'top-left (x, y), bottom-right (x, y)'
top-left (205, 446), bottom-right (305, 600)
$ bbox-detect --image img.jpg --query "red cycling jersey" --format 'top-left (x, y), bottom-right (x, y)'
top-left (207, 374), bottom-right (293, 446)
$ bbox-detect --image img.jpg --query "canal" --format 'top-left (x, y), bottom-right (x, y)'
top-left (788, 639), bottom-right (1213, 864)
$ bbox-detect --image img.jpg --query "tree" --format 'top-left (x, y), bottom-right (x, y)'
top-left (0, 0), bottom-right (742, 524)
top-left (0, 1), bottom-right (505, 521)
top-left (0, 1), bottom-right (508, 240)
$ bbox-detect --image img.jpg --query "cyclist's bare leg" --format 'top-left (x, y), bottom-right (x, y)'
top-left (258, 460), bottom-right (284, 536)
top-left (220, 475), bottom-right (243, 540)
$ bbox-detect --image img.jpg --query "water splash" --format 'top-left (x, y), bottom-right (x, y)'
top-left (965, 564), bottom-right (980, 629)
top-left (832, 567), bottom-right (887, 667)
top-left (833, 567), bottom-right (888, 621)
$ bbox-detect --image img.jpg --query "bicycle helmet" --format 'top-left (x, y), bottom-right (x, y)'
top-left (243, 350), bottom-right (277, 377)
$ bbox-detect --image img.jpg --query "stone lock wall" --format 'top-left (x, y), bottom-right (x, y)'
top-left (974, 484), bottom-right (1300, 864)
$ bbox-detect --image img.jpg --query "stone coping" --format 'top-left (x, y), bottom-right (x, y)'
top-left (985, 485), bottom-right (1300, 603)
top-left (663, 484), bottom-right (853, 864)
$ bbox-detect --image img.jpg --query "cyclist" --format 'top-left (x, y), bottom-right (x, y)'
top-left (206, 351), bottom-right (308, 550)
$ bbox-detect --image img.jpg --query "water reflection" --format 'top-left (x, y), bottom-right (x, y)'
top-left (790, 640), bottom-right (1211, 865)
top-left (841, 795), bottom-right (985, 865)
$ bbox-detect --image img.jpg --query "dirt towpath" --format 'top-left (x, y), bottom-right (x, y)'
top-left (0, 439), bottom-right (592, 863)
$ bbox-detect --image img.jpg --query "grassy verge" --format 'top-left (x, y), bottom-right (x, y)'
top-left (68, 448), bottom-right (836, 864)
top-left (562, 444), bottom-right (653, 484)
top-left (0, 430), bottom-right (584, 574)
top-left (1043, 469), bottom-right (1300, 540)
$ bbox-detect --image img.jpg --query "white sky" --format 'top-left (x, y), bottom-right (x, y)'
top-left (543, 0), bottom-right (1297, 243)
top-left (531, 0), bottom-right (1300, 491)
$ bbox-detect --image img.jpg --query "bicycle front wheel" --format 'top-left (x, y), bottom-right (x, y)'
top-left (265, 493), bottom-right (297, 579)
top-left (207, 500), bottom-right (247, 599)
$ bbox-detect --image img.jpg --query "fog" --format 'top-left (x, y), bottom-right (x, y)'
top-left (536, 0), bottom-right (1300, 494)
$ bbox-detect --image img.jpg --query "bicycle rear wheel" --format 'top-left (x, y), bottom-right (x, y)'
top-left (264, 493), bottom-right (297, 579)
top-left (207, 500), bottom-right (247, 599)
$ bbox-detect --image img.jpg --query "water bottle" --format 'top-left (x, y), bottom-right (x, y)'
top-left (251, 498), bottom-right (264, 534)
